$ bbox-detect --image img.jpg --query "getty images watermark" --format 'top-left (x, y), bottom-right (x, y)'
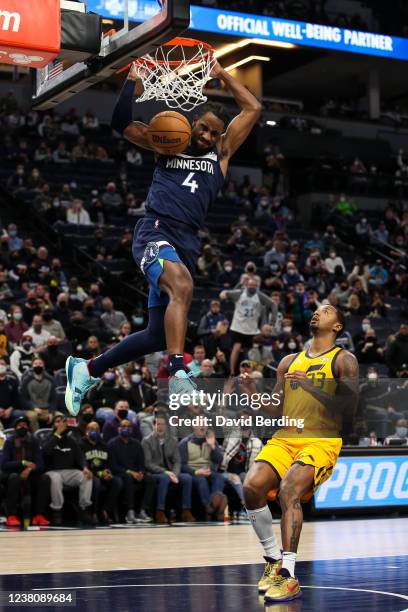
top-left (167, 389), bottom-right (305, 430)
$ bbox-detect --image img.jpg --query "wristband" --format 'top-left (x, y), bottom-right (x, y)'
top-left (22, 460), bottom-right (27, 467)
top-left (126, 469), bottom-right (132, 475)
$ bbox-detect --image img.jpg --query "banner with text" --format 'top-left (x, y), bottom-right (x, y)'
top-left (89, 1), bottom-right (408, 61)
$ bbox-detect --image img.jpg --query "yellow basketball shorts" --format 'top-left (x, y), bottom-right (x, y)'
top-left (256, 437), bottom-right (342, 501)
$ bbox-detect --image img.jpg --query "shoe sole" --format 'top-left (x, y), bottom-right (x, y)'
top-left (264, 589), bottom-right (302, 603)
top-left (65, 356), bottom-right (76, 416)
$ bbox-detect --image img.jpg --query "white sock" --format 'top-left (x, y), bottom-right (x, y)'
top-left (281, 551), bottom-right (297, 577)
top-left (246, 505), bottom-right (281, 561)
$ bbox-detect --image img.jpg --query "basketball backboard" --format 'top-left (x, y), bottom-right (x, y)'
top-left (31, 0), bottom-right (190, 110)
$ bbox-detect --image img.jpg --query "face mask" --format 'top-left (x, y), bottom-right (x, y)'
top-left (28, 298), bottom-right (37, 306)
top-left (270, 264), bottom-right (279, 271)
top-left (22, 343), bottom-right (32, 351)
top-left (132, 316), bottom-right (144, 326)
top-left (104, 372), bottom-right (115, 381)
top-left (396, 427), bottom-right (408, 437)
top-left (9, 230), bottom-right (17, 237)
top-left (82, 413), bottom-right (94, 423)
top-left (362, 323), bottom-right (370, 332)
top-left (85, 306), bottom-right (94, 314)
top-left (283, 326), bottom-right (292, 333)
top-left (118, 409), bottom-right (128, 419)
top-left (247, 288), bottom-right (257, 296)
top-left (224, 266), bottom-right (232, 273)
top-left (247, 267), bottom-right (255, 274)
top-left (59, 301), bottom-right (67, 308)
top-left (367, 373), bottom-right (378, 382)
top-left (88, 431), bottom-right (100, 442)
top-left (287, 269), bottom-right (295, 275)
top-left (288, 342), bottom-right (297, 350)
top-left (33, 366), bottom-right (43, 375)
top-left (121, 427), bottom-right (131, 438)
top-left (0, 365), bottom-right (7, 375)
top-left (131, 373), bottom-right (142, 384)
top-left (43, 313), bottom-right (52, 322)
top-left (13, 312), bottom-right (23, 321)
top-left (16, 428), bottom-right (28, 438)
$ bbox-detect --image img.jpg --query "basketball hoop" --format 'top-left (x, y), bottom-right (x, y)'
top-left (133, 37), bottom-right (216, 112)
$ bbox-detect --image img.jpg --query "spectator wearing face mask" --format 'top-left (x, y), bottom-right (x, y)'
top-left (10, 334), bottom-right (35, 380)
top-left (42, 336), bottom-right (67, 375)
top-left (125, 366), bottom-right (156, 414)
top-left (20, 357), bottom-right (57, 431)
top-left (27, 314), bottom-right (50, 350)
top-left (102, 400), bottom-right (141, 443)
top-left (355, 217), bottom-right (372, 239)
top-left (41, 308), bottom-right (66, 340)
top-left (368, 259), bottom-right (389, 288)
top-left (0, 358), bottom-right (24, 428)
top-left (279, 336), bottom-right (302, 359)
top-left (5, 305), bottom-right (28, 345)
top-left (88, 369), bottom-right (129, 410)
top-left (263, 261), bottom-right (284, 291)
top-left (1, 416), bottom-right (50, 527)
top-left (324, 249), bottom-right (346, 275)
top-left (217, 260), bottom-right (239, 289)
top-left (353, 318), bottom-right (373, 346)
top-left (108, 419), bottom-right (155, 524)
top-left (282, 263), bottom-right (304, 288)
top-left (384, 419), bottom-right (408, 446)
top-left (54, 293), bottom-right (71, 330)
top-left (198, 300), bottom-right (229, 358)
top-left (81, 421), bottom-right (122, 524)
top-left (220, 279), bottom-right (277, 376)
top-left (356, 329), bottom-right (384, 364)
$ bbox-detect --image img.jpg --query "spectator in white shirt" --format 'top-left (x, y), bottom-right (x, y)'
top-left (67, 199), bottom-right (92, 226)
top-left (324, 248), bottom-right (346, 275)
top-left (27, 314), bottom-right (50, 350)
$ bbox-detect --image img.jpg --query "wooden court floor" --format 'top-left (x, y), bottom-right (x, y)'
top-left (0, 517), bottom-right (407, 575)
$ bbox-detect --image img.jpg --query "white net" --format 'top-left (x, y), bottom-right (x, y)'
top-left (133, 38), bottom-right (215, 112)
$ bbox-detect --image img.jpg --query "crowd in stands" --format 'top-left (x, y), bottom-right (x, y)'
top-left (0, 92), bottom-right (407, 528)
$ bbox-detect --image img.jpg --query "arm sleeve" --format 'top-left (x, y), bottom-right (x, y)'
top-left (111, 79), bottom-right (135, 135)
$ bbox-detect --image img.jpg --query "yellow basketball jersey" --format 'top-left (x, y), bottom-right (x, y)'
top-left (282, 346), bottom-right (343, 436)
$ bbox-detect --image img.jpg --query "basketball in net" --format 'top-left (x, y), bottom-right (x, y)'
top-left (133, 37), bottom-right (216, 112)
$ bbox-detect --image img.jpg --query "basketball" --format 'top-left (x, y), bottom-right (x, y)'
top-left (146, 111), bottom-right (191, 155)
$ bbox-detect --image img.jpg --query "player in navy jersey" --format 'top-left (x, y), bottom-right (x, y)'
top-left (65, 59), bottom-right (261, 416)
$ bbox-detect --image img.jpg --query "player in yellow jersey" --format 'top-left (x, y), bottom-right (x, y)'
top-left (243, 304), bottom-right (359, 603)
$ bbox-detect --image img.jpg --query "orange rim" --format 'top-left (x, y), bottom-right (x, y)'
top-left (134, 37), bottom-right (214, 67)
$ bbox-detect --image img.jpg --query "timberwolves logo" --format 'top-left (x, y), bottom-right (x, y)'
top-left (144, 242), bottom-right (159, 265)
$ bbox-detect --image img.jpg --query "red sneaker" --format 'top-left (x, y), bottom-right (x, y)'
top-left (32, 515), bottom-right (50, 526)
top-left (6, 515), bottom-right (21, 527)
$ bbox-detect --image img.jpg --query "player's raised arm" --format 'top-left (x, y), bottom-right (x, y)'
top-left (211, 60), bottom-right (262, 161)
top-left (111, 64), bottom-right (153, 151)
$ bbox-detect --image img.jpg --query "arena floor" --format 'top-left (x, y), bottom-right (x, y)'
top-left (1, 517), bottom-right (407, 611)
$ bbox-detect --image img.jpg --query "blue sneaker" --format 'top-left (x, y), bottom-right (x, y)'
top-left (168, 369), bottom-right (197, 405)
top-left (65, 356), bottom-right (100, 416)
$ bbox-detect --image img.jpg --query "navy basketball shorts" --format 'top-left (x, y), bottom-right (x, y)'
top-left (132, 216), bottom-right (201, 308)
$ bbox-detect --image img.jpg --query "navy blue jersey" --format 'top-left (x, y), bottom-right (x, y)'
top-left (145, 144), bottom-right (225, 230)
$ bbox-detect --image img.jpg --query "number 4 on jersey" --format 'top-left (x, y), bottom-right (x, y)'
top-left (182, 172), bottom-right (199, 194)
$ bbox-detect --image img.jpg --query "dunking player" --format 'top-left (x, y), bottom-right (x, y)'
top-left (243, 304), bottom-right (359, 602)
top-left (65, 59), bottom-right (261, 415)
